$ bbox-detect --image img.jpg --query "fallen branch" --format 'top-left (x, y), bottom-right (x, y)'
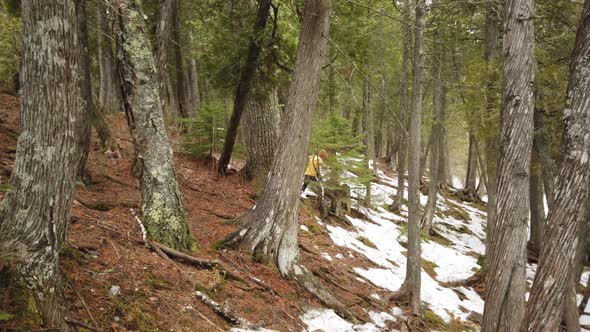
top-left (131, 208), bottom-right (147, 242)
top-left (65, 317), bottom-right (101, 332)
top-left (194, 291), bottom-right (251, 327)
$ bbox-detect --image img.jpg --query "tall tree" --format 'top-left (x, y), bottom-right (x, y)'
top-left (389, 0), bottom-right (425, 316)
top-left (242, 89), bottom-right (280, 183)
top-left (76, 0), bottom-right (93, 185)
top-left (224, 0), bottom-right (330, 276)
top-left (481, 0), bottom-right (535, 329)
top-left (115, 0), bottom-right (195, 251)
top-left (172, 0), bottom-right (189, 118)
top-left (156, 0), bottom-right (179, 117)
top-left (0, 0), bottom-right (88, 328)
top-left (97, 1), bottom-right (123, 113)
top-left (390, 0), bottom-right (411, 213)
top-left (217, 0), bottom-right (273, 174)
top-left (529, 109), bottom-right (546, 255)
top-left (522, 1), bottom-right (590, 329)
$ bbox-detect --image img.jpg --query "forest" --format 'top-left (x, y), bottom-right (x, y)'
top-left (0, 0), bottom-right (589, 331)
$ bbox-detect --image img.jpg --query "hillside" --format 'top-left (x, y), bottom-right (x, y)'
top-left (0, 91), bottom-right (588, 332)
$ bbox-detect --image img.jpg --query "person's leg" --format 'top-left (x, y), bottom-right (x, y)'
top-left (301, 175), bottom-right (311, 192)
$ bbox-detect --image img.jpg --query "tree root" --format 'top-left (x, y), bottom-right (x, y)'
top-left (293, 264), bottom-right (356, 322)
top-left (452, 188), bottom-right (482, 203)
top-left (194, 291), bottom-right (254, 328)
top-left (139, 240), bottom-right (245, 283)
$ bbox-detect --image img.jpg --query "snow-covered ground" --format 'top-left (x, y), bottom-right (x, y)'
top-left (299, 168), bottom-right (590, 331)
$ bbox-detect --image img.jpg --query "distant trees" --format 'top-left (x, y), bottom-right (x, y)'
top-left (0, 0), bottom-right (88, 328)
top-left (115, 0), bottom-right (195, 251)
top-left (482, 0), bottom-right (535, 329)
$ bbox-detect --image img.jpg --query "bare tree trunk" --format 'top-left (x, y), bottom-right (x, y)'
top-left (482, 0), bottom-right (535, 330)
top-left (419, 132), bottom-right (432, 181)
top-left (156, 0), bottom-right (179, 118)
top-left (533, 106), bottom-right (555, 209)
top-left (0, 0), bottom-right (88, 328)
top-left (97, 1), bottom-right (123, 113)
top-left (390, 0), bottom-right (411, 212)
top-left (76, 0), bottom-right (94, 186)
top-left (529, 119), bottom-right (545, 256)
top-left (421, 26), bottom-right (444, 233)
top-left (390, 0), bottom-right (425, 316)
top-left (438, 84), bottom-right (450, 188)
top-left (187, 57), bottom-right (200, 116)
top-left (218, 0), bottom-right (273, 174)
top-left (483, 0), bottom-right (501, 249)
top-left (172, 0), bottom-right (188, 118)
top-left (224, 0), bottom-right (330, 276)
top-left (362, 77), bottom-right (376, 176)
top-left (242, 89), bottom-right (280, 183)
top-left (522, 2), bottom-right (590, 329)
top-left (115, 0), bottom-right (195, 252)
top-left (465, 134), bottom-right (478, 191)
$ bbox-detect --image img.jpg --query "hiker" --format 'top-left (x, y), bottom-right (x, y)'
top-left (301, 150), bottom-right (328, 193)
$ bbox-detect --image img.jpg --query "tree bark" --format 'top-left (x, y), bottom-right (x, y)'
top-left (522, 2), bottom-right (590, 329)
top-left (242, 89), bottom-right (280, 183)
top-left (224, 0), bottom-right (330, 277)
top-left (0, 0), bottom-right (88, 328)
top-left (362, 77), bottom-right (376, 176)
top-left (421, 30), bottom-right (443, 233)
top-left (76, 0), bottom-right (94, 186)
top-left (156, 0), bottom-right (179, 118)
top-left (218, 0), bottom-right (273, 174)
top-left (115, 0), bottom-right (195, 252)
top-left (392, 0), bottom-right (425, 316)
top-left (529, 120), bottom-right (545, 256)
top-left (482, 0), bottom-right (501, 250)
top-left (464, 134), bottom-right (478, 192)
top-left (187, 57), bottom-right (200, 116)
top-left (97, 1), bottom-right (123, 114)
top-left (533, 106), bottom-right (555, 209)
top-left (390, 0), bottom-right (411, 213)
top-left (481, 0), bottom-right (535, 330)
top-left (172, 0), bottom-right (188, 118)
top-left (437, 84), bottom-right (450, 188)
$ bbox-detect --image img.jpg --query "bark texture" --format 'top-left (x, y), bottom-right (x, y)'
top-left (393, 0), bottom-right (425, 316)
top-left (187, 57), bottom-right (200, 116)
top-left (242, 90), bottom-right (280, 183)
top-left (481, 0), bottom-right (535, 330)
top-left (155, 0), bottom-right (179, 117)
top-left (218, 0), bottom-right (273, 174)
top-left (421, 32), bottom-right (443, 232)
top-left (522, 2), bottom-right (590, 329)
top-left (0, 0), bottom-right (88, 328)
top-left (390, 0), bottom-right (411, 212)
top-left (172, 0), bottom-right (188, 118)
top-left (224, 0), bottom-right (330, 277)
top-left (97, 1), bottom-right (123, 114)
top-left (529, 115), bottom-right (545, 255)
top-left (115, 0), bottom-right (195, 251)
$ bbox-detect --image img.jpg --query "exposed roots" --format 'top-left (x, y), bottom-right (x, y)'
top-left (292, 264), bottom-right (356, 322)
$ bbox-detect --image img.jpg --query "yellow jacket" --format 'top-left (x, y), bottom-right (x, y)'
top-left (305, 155), bottom-right (323, 177)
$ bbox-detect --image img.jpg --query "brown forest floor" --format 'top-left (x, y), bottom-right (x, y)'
top-left (0, 92), bottom-right (403, 331)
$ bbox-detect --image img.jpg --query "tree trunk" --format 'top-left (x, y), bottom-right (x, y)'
top-left (483, 0), bottom-right (501, 250)
top-left (529, 123), bottom-right (545, 256)
top-left (481, 0), bottom-right (535, 329)
top-left (218, 0), bottom-right (273, 174)
top-left (421, 29), bottom-right (443, 233)
top-left (419, 132), bottom-right (432, 181)
top-left (242, 89), bottom-right (280, 183)
top-left (76, 0), bottom-right (94, 186)
top-left (97, 1), bottom-right (123, 113)
top-left (362, 77), bottom-right (376, 176)
top-left (522, 2), bottom-right (590, 329)
top-left (533, 106), bottom-right (555, 209)
top-left (0, 0), bottom-right (88, 328)
top-left (187, 57), bottom-right (200, 116)
top-left (156, 0), bottom-right (179, 118)
top-left (392, 0), bottom-right (425, 316)
top-left (224, 0), bottom-right (330, 277)
top-left (390, 0), bottom-right (411, 212)
top-left (437, 84), bottom-right (450, 188)
top-left (464, 134), bottom-right (478, 191)
top-left (172, 0), bottom-right (188, 118)
top-left (115, 0), bottom-right (195, 252)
